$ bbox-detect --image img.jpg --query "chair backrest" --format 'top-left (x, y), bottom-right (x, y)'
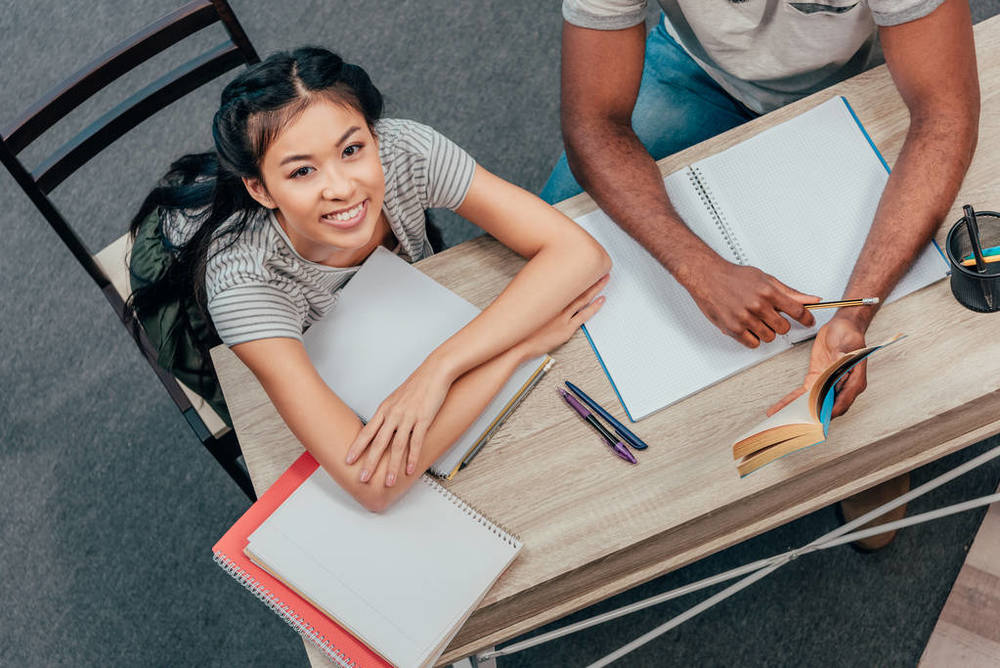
top-left (0, 0), bottom-right (260, 499)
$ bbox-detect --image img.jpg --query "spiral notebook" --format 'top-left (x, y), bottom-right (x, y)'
top-left (303, 246), bottom-right (552, 479)
top-left (573, 96), bottom-right (949, 421)
top-left (213, 452), bottom-right (522, 668)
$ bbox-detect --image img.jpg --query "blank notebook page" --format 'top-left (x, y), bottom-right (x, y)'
top-left (246, 469), bottom-right (521, 667)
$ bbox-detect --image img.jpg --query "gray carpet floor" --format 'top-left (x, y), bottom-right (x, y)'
top-left (2, 1), bottom-right (999, 665)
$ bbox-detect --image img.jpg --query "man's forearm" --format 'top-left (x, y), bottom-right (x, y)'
top-left (563, 117), bottom-right (721, 285)
top-left (838, 113), bottom-right (978, 330)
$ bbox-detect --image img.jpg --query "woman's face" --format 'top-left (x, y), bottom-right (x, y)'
top-left (244, 99), bottom-right (386, 267)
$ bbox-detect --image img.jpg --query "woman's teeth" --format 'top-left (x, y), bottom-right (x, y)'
top-left (324, 202), bottom-right (364, 221)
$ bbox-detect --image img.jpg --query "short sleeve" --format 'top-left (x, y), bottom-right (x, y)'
top-left (562, 0), bottom-right (647, 30)
top-left (868, 0), bottom-right (946, 26)
top-left (425, 128), bottom-right (477, 210)
top-left (208, 281), bottom-right (304, 346)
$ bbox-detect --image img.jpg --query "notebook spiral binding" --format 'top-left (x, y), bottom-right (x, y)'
top-left (212, 552), bottom-right (356, 668)
top-left (688, 166), bottom-right (748, 265)
top-left (420, 475), bottom-right (523, 548)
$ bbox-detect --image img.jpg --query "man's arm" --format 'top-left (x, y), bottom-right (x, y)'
top-left (560, 21), bottom-right (817, 348)
top-left (770, 0), bottom-right (979, 417)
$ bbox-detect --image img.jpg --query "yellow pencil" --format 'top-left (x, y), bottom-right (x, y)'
top-left (804, 297), bottom-right (880, 310)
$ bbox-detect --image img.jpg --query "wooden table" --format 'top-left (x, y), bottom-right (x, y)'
top-left (211, 16), bottom-right (1000, 666)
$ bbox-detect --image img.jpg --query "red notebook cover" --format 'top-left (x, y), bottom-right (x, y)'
top-left (212, 452), bottom-right (391, 668)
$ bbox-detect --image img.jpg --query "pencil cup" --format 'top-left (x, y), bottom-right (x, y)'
top-left (946, 208), bottom-right (1000, 313)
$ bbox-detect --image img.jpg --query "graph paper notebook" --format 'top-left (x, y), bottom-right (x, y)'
top-left (213, 452), bottom-right (522, 668)
top-left (303, 246), bottom-right (552, 479)
top-left (573, 96), bottom-right (947, 421)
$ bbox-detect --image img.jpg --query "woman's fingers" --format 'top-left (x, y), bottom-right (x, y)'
top-left (570, 295), bottom-right (605, 326)
top-left (407, 420), bottom-right (429, 476)
top-left (571, 274), bottom-right (609, 313)
top-left (345, 411), bottom-right (383, 465)
top-left (360, 416), bottom-right (397, 483)
top-left (384, 421), bottom-right (413, 487)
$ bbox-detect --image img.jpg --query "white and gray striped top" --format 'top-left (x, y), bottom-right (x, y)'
top-left (163, 118), bottom-right (476, 346)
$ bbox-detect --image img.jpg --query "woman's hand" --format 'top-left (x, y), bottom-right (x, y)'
top-left (345, 357), bottom-right (456, 487)
top-left (517, 274), bottom-right (609, 358)
top-left (766, 315), bottom-right (868, 418)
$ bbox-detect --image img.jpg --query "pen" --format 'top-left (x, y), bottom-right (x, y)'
top-left (804, 297), bottom-right (879, 310)
top-left (565, 380), bottom-right (649, 450)
top-left (559, 389), bottom-right (637, 464)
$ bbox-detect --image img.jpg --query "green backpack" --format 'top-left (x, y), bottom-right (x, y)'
top-left (128, 209), bottom-right (232, 428)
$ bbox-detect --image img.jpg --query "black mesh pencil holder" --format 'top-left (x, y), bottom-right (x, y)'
top-left (946, 208), bottom-right (1000, 313)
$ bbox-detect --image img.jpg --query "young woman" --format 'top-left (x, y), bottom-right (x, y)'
top-left (129, 47), bottom-right (610, 511)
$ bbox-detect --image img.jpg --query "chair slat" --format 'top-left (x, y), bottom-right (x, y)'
top-left (33, 41), bottom-right (243, 194)
top-left (2, 0), bottom-right (216, 154)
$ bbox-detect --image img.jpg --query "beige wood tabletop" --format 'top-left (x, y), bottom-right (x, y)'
top-left (211, 15), bottom-right (1000, 666)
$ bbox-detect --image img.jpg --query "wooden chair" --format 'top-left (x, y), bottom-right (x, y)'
top-left (0, 0), bottom-right (260, 500)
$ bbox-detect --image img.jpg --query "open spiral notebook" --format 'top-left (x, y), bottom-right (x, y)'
top-left (213, 452), bottom-right (522, 668)
top-left (573, 96), bottom-right (949, 421)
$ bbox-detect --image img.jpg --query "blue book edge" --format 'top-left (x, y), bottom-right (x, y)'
top-left (581, 324), bottom-right (637, 423)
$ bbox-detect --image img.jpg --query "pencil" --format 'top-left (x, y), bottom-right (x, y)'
top-left (804, 297), bottom-right (880, 310)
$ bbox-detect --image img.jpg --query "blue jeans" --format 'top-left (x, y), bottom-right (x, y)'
top-left (540, 18), bottom-right (758, 204)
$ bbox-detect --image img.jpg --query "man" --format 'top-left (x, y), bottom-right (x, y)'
top-left (544, 0), bottom-right (979, 549)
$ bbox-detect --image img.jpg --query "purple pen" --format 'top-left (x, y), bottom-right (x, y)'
top-left (559, 389), bottom-right (637, 464)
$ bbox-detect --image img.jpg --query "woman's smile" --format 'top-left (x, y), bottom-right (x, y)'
top-left (321, 199), bottom-right (369, 230)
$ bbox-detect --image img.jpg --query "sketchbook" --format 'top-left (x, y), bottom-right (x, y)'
top-left (213, 452), bottom-right (522, 668)
top-left (572, 96), bottom-right (948, 421)
top-left (303, 246), bottom-right (552, 479)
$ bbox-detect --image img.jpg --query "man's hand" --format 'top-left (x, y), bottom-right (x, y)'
top-left (685, 257), bottom-right (820, 348)
top-left (767, 315), bottom-right (868, 419)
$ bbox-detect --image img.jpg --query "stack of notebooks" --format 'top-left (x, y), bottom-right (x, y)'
top-left (214, 248), bottom-right (547, 665)
top-left (572, 96), bottom-right (949, 421)
top-left (214, 454), bottom-right (521, 667)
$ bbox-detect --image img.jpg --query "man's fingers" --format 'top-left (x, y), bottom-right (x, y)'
top-left (770, 278), bottom-right (819, 327)
top-left (767, 386), bottom-right (806, 416)
top-left (735, 329), bottom-right (761, 348)
top-left (832, 362), bottom-right (868, 418)
top-left (759, 306), bottom-right (791, 337)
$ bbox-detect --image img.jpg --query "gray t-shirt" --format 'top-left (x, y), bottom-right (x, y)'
top-left (562, 0), bottom-right (945, 113)
top-left (163, 118), bottom-right (476, 346)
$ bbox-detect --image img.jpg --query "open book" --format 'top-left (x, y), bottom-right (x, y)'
top-left (213, 452), bottom-right (522, 668)
top-left (732, 334), bottom-right (904, 477)
top-left (303, 246), bottom-right (552, 479)
top-left (572, 96), bottom-right (948, 421)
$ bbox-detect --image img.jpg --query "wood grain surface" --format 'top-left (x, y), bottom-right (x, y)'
top-left (211, 16), bottom-right (1000, 666)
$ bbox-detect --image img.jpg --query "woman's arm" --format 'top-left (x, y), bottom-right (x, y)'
top-left (349, 165), bottom-right (611, 479)
top-left (233, 283), bottom-right (604, 512)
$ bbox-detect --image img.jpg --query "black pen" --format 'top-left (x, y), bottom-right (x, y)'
top-left (565, 380), bottom-right (648, 450)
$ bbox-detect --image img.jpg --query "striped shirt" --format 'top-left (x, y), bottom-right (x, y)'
top-left (163, 118), bottom-right (476, 346)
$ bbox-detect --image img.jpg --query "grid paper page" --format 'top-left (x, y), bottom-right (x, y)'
top-left (247, 469), bottom-right (521, 667)
top-left (696, 96), bottom-right (947, 333)
top-left (574, 170), bottom-right (788, 420)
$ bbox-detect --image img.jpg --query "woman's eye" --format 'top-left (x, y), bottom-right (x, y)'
top-left (291, 166), bottom-right (314, 178)
top-left (343, 143), bottom-right (363, 158)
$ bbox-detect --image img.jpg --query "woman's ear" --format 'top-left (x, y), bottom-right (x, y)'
top-left (242, 176), bottom-right (276, 209)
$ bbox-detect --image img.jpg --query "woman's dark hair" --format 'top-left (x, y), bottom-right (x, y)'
top-left (126, 47), bottom-right (383, 391)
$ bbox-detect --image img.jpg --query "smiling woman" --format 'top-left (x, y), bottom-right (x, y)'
top-left (126, 47), bottom-right (611, 512)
